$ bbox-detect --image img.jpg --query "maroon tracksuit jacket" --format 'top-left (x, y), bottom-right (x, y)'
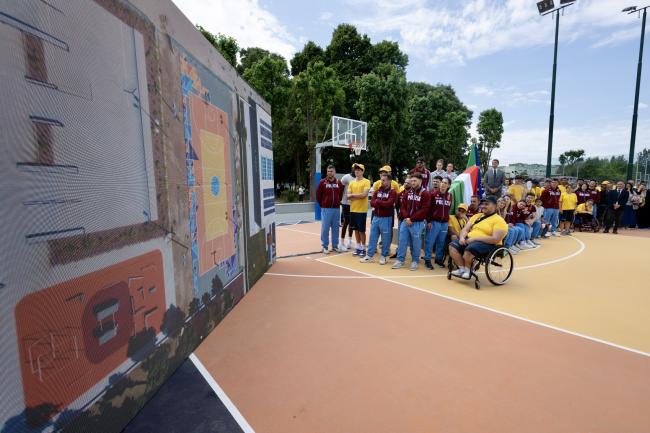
top-left (541, 187), bottom-right (561, 209)
top-left (371, 186), bottom-right (396, 217)
top-left (427, 190), bottom-right (452, 222)
top-left (316, 177), bottom-right (344, 208)
top-left (398, 187), bottom-right (431, 222)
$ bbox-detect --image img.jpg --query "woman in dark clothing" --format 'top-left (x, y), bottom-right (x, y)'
top-left (636, 182), bottom-right (649, 228)
top-left (622, 182), bottom-right (637, 228)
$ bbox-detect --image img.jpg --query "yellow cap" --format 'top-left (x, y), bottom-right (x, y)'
top-left (352, 163), bottom-right (365, 172)
top-left (457, 203), bottom-right (468, 211)
top-left (379, 165), bottom-right (392, 173)
top-left (601, 180), bottom-right (610, 185)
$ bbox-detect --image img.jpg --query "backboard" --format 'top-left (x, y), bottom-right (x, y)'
top-left (331, 116), bottom-right (367, 155)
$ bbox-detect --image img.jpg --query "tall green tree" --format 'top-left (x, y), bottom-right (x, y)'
top-left (408, 84), bottom-right (472, 168)
top-left (370, 40), bottom-right (408, 72)
top-left (290, 41), bottom-right (325, 76)
top-left (238, 47), bottom-right (287, 75)
top-left (476, 108), bottom-right (504, 173)
top-left (291, 61), bottom-right (345, 190)
top-left (355, 64), bottom-right (409, 165)
top-left (196, 25), bottom-right (239, 68)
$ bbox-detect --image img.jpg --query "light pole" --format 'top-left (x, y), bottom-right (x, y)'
top-left (537, 0), bottom-right (576, 178)
top-left (623, 5), bottom-right (649, 180)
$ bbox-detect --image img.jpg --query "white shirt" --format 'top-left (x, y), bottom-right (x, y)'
top-left (340, 173), bottom-right (354, 205)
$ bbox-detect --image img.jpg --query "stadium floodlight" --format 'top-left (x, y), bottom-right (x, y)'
top-left (537, 0), bottom-right (555, 14)
top-left (623, 6), bottom-right (638, 13)
top-left (560, 0), bottom-right (576, 4)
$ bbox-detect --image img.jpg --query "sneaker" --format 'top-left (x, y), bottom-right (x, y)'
top-left (391, 261), bottom-right (404, 269)
top-left (508, 247), bottom-right (519, 255)
top-left (435, 260), bottom-right (446, 268)
top-left (451, 268), bottom-right (464, 277)
top-left (379, 256), bottom-right (387, 265)
top-left (352, 248), bottom-right (362, 256)
top-left (612, 229), bottom-right (618, 234)
top-left (337, 244), bottom-right (348, 252)
top-left (552, 231), bottom-right (561, 237)
top-left (526, 240), bottom-right (538, 248)
top-left (389, 252), bottom-right (398, 259)
top-left (518, 242), bottom-right (531, 250)
top-left (361, 249), bottom-right (367, 257)
top-left (543, 232), bottom-right (551, 238)
top-left (424, 259), bottom-right (434, 270)
top-left (461, 271), bottom-right (471, 279)
top-left (345, 239), bottom-right (352, 249)
top-left (532, 240), bottom-right (541, 246)
top-left (359, 255), bottom-right (374, 263)
top-left (410, 262), bottom-right (418, 271)
top-left (322, 247), bottom-right (329, 254)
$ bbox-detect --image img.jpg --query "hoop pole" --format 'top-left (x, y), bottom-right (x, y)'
top-left (315, 146), bottom-right (322, 221)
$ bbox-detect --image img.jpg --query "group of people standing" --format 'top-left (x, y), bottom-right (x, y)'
top-left (315, 158), bottom-right (508, 272)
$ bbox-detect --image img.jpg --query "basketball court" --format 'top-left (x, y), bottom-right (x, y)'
top-left (188, 222), bottom-right (650, 433)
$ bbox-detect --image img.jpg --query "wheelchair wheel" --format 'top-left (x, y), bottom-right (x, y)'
top-left (485, 247), bottom-right (513, 286)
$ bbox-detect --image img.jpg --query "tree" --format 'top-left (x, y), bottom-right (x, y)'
top-left (370, 40), bottom-right (409, 72)
top-left (242, 55), bottom-right (291, 108)
top-left (291, 61), bottom-right (345, 191)
top-left (290, 41), bottom-right (325, 76)
top-left (355, 64), bottom-right (409, 165)
top-left (408, 84), bottom-right (472, 168)
top-left (196, 25), bottom-right (239, 68)
top-left (476, 108), bottom-right (504, 174)
top-left (559, 149), bottom-right (585, 176)
top-left (238, 47), bottom-right (287, 75)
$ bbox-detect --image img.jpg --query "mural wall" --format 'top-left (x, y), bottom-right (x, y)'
top-left (0, 1), bottom-right (274, 432)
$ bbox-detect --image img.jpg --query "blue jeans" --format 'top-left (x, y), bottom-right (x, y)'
top-left (504, 225), bottom-right (525, 247)
top-left (531, 220), bottom-right (541, 239)
top-left (424, 221), bottom-right (448, 261)
top-left (516, 223), bottom-right (532, 241)
top-left (320, 208), bottom-right (340, 249)
top-left (397, 220), bottom-right (424, 263)
top-left (543, 208), bottom-right (560, 232)
top-left (367, 216), bottom-right (393, 258)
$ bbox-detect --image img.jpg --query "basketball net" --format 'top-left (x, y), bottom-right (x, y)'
top-left (348, 141), bottom-right (364, 156)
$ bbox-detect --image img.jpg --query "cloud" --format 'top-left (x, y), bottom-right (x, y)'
top-left (347, 0), bottom-right (643, 65)
top-left (470, 85), bottom-right (495, 96)
top-left (592, 26), bottom-right (642, 48)
top-left (319, 11), bottom-right (334, 21)
top-left (171, 0), bottom-right (298, 60)
top-left (469, 83), bottom-right (549, 105)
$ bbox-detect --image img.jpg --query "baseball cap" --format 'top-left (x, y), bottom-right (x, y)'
top-left (601, 180), bottom-right (610, 185)
top-left (480, 195), bottom-right (498, 205)
top-left (457, 203), bottom-right (468, 212)
top-left (379, 165), bottom-right (392, 173)
top-left (352, 163), bottom-right (365, 172)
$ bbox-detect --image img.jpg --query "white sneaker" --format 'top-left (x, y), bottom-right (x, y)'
top-left (508, 247), bottom-right (519, 255)
top-left (451, 269), bottom-right (464, 277)
top-left (359, 255), bottom-right (374, 263)
top-left (461, 271), bottom-right (471, 279)
top-left (552, 231), bottom-right (561, 237)
top-left (337, 244), bottom-right (348, 252)
top-left (391, 261), bottom-right (404, 269)
top-left (526, 240), bottom-right (538, 248)
top-left (532, 240), bottom-right (541, 246)
top-left (518, 242), bottom-right (531, 250)
top-left (543, 232), bottom-right (551, 238)
top-left (322, 247), bottom-right (329, 254)
top-left (379, 256), bottom-right (387, 265)
top-left (410, 262), bottom-right (418, 271)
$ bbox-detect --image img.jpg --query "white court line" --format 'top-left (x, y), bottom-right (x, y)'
top-left (311, 243), bottom-right (650, 359)
top-left (268, 237), bottom-right (587, 279)
top-left (279, 227), bottom-right (320, 236)
top-left (189, 353), bottom-right (257, 433)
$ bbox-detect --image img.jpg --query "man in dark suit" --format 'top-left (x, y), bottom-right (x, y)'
top-left (603, 181), bottom-right (629, 234)
top-left (485, 159), bottom-right (505, 197)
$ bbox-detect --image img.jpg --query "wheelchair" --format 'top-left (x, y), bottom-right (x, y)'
top-left (447, 244), bottom-right (514, 290)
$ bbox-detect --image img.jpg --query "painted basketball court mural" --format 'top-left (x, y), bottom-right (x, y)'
top-left (0, 1), bottom-right (274, 431)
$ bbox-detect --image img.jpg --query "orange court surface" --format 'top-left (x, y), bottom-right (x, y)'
top-left (193, 221), bottom-right (650, 433)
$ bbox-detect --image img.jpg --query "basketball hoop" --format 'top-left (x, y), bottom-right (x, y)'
top-left (349, 141), bottom-right (364, 156)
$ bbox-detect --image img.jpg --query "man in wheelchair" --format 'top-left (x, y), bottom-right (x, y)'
top-left (448, 196), bottom-right (509, 282)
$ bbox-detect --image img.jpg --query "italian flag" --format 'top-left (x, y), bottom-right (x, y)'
top-left (449, 143), bottom-right (483, 214)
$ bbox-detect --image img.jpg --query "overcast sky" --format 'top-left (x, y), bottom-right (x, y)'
top-left (172, 0), bottom-right (650, 165)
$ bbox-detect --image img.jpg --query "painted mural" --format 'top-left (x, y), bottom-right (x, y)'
top-left (0, 1), bottom-right (274, 432)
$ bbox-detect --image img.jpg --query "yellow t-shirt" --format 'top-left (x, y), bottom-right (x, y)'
top-left (348, 178), bottom-right (371, 213)
top-left (576, 203), bottom-right (592, 214)
top-left (530, 186), bottom-right (543, 201)
top-left (560, 192), bottom-right (578, 211)
top-left (507, 184), bottom-right (525, 202)
top-left (467, 213), bottom-right (508, 245)
top-left (448, 215), bottom-right (467, 236)
top-left (558, 184), bottom-right (567, 194)
top-left (372, 179), bottom-right (399, 194)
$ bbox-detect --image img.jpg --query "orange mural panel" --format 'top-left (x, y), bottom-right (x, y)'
top-left (189, 93), bottom-right (234, 275)
top-left (15, 250), bottom-right (166, 410)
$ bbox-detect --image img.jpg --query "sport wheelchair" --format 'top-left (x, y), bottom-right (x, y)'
top-left (447, 244), bottom-right (514, 290)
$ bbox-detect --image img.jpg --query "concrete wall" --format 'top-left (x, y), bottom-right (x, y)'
top-left (0, 1), bottom-right (274, 431)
